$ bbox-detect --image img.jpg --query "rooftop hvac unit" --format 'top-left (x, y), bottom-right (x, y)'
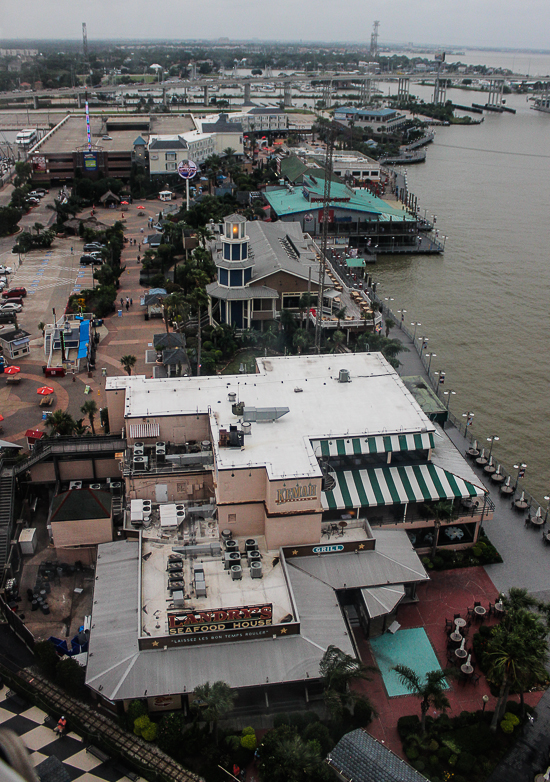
top-left (250, 561), bottom-right (263, 579)
top-left (155, 441), bottom-right (166, 450)
top-left (338, 368), bottom-right (351, 383)
top-left (175, 504), bottom-right (185, 512)
top-left (228, 392), bottom-right (236, 402)
top-left (245, 538), bottom-right (258, 552)
top-left (172, 590), bottom-right (185, 607)
top-left (69, 481), bottom-right (82, 490)
top-left (133, 456), bottom-right (148, 472)
top-left (142, 499), bottom-right (152, 509)
top-left (248, 550), bottom-right (261, 565)
top-left (135, 442), bottom-right (144, 449)
top-left (156, 446), bottom-right (166, 463)
top-left (110, 481), bottom-right (122, 495)
top-left (231, 564), bottom-right (242, 581)
top-left (225, 538), bottom-right (238, 552)
top-left (134, 445), bottom-right (144, 456)
top-left (221, 529), bottom-right (233, 543)
top-left (201, 440), bottom-right (212, 451)
top-left (229, 551), bottom-right (241, 565)
top-left (90, 484), bottom-right (101, 490)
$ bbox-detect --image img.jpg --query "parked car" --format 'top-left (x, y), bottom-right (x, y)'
top-left (2, 287), bottom-right (26, 299)
top-left (25, 198), bottom-right (40, 206)
top-left (83, 243), bottom-right (105, 253)
top-left (28, 191), bottom-right (44, 199)
top-left (0, 311), bottom-right (16, 324)
top-left (0, 302), bottom-right (22, 313)
top-left (80, 254), bottom-right (102, 265)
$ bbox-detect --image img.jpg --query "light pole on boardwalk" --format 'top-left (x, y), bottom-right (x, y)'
top-left (443, 389), bottom-right (457, 410)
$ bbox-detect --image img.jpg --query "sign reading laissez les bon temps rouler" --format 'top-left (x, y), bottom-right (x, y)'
top-left (168, 603), bottom-right (273, 635)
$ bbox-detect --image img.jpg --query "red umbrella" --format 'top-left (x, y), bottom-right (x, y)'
top-left (0, 414), bottom-right (4, 421)
top-left (137, 205), bottom-right (145, 210)
top-left (37, 386), bottom-right (54, 396)
top-left (121, 201), bottom-right (129, 205)
top-left (4, 366), bottom-right (20, 375)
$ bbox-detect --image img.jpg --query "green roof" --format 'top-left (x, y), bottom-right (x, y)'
top-left (50, 489), bottom-right (112, 523)
top-left (280, 155), bottom-right (308, 183)
top-left (265, 174), bottom-right (415, 223)
top-left (346, 258), bottom-right (366, 268)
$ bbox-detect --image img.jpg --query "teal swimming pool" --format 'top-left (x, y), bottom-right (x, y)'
top-left (370, 627), bottom-right (448, 697)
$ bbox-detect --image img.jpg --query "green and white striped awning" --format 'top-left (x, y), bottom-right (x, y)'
top-left (323, 463), bottom-right (481, 511)
top-left (312, 432), bottom-right (435, 459)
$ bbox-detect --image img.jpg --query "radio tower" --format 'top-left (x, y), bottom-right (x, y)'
top-left (82, 22), bottom-right (89, 87)
top-left (314, 123), bottom-right (336, 353)
top-left (370, 20), bottom-right (380, 60)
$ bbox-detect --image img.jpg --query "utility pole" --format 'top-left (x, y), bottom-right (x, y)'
top-left (370, 21), bottom-right (380, 61)
top-left (314, 122), bottom-right (335, 353)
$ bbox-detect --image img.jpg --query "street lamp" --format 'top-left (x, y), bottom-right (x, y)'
top-left (482, 695), bottom-right (489, 713)
top-left (443, 389), bottom-right (457, 409)
top-left (420, 336), bottom-right (429, 352)
top-left (486, 435), bottom-right (500, 460)
top-left (411, 321), bottom-right (421, 340)
top-left (544, 495), bottom-right (550, 523)
top-left (462, 411), bottom-right (474, 429)
top-left (434, 370), bottom-right (446, 386)
top-left (384, 296), bottom-right (394, 314)
top-left (426, 352), bottom-right (436, 372)
top-left (513, 462), bottom-right (527, 491)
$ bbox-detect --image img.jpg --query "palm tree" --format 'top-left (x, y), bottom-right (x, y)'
top-left (335, 306), bottom-right (347, 329)
top-left (120, 354), bottom-right (137, 376)
top-left (187, 270), bottom-right (210, 376)
top-left (487, 607), bottom-right (548, 728)
top-left (330, 329), bottom-right (345, 353)
top-left (73, 418), bottom-right (89, 437)
top-left (393, 665), bottom-right (452, 734)
top-left (298, 292), bottom-right (315, 330)
top-left (191, 680), bottom-right (236, 744)
top-left (292, 328), bottom-right (310, 355)
top-left (162, 291), bottom-right (189, 335)
top-left (319, 645), bottom-right (374, 719)
top-left (385, 318), bottom-right (395, 338)
top-left (193, 225), bottom-right (214, 250)
top-left (80, 400), bottom-right (98, 435)
top-left (33, 222), bottom-right (44, 236)
top-left (204, 154), bottom-right (222, 194)
top-left (45, 410), bottom-right (76, 437)
top-left (260, 733), bottom-right (322, 782)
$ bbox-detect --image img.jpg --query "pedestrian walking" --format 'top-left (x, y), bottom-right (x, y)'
top-left (126, 297), bottom-right (129, 306)
top-left (130, 298), bottom-right (133, 306)
top-left (138, 242), bottom-right (141, 251)
top-left (120, 297), bottom-right (123, 307)
top-left (137, 254), bottom-right (141, 263)
top-left (126, 301), bottom-right (129, 312)
top-left (70, 246), bottom-right (73, 255)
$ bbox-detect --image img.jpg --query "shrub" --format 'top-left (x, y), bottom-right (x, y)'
top-left (504, 712), bottom-right (520, 727)
top-left (303, 723), bottom-right (333, 755)
top-left (127, 699), bottom-right (147, 730)
top-left (241, 733), bottom-right (256, 751)
top-left (142, 722), bottom-right (158, 742)
top-left (471, 546), bottom-right (482, 557)
top-left (273, 713), bottom-right (290, 728)
top-left (437, 746), bottom-right (452, 762)
top-left (405, 746), bottom-right (419, 760)
top-left (432, 556), bottom-right (444, 570)
top-left (428, 739), bottom-right (439, 752)
top-left (412, 760), bottom-right (425, 772)
top-left (288, 712), bottom-right (306, 732)
top-left (55, 657), bottom-right (86, 698)
top-left (449, 753), bottom-right (458, 766)
top-left (456, 751), bottom-right (476, 773)
top-left (398, 715), bottom-right (421, 738)
top-left (34, 640), bottom-right (59, 679)
top-left (242, 726), bottom-right (255, 736)
top-left (353, 697), bottom-right (374, 726)
top-left (429, 755), bottom-right (441, 773)
top-left (134, 714), bottom-right (151, 737)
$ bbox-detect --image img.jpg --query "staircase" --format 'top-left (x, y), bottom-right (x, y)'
top-left (0, 473), bottom-right (15, 571)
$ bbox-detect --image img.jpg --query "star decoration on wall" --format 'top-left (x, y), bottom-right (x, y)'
top-left (152, 640), bottom-right (159, 647)
top-left (358, 544), bottom-right (365, 550)
top-left (292, 550), bottom-right (298, 556)
top-left (280, 628), bottom-right (287, 634)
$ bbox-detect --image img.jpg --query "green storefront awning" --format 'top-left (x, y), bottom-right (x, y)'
top-left (322, 463), bottom-right (483, 511)
top-left (345, 258), bottom-right (366, 268)
top-left (312, 431), bottom-right (435, 460)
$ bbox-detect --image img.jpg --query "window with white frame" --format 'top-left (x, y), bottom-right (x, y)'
top-left (166, 162), bottom-right (176, 171)
top-left (165, 152), bottom-right (176, 161)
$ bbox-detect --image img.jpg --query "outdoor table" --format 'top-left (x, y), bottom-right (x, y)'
top-left (454, 617), bottom-right (467, 628)
top-left (484, 464), bottom-right (496, 475)
top-left (474, 606), bottom-right (487, 617)
top-left (544, 533), bottom-right (550, 546)
top-left (514, 500), bottom-right (529, 511)
top-left (449, 632), bottom-right (463, 643)
top-left (466, 448), bottom-right (480, 458)
top-left (461, 663), bottom-right (474, 675)
top-left (500, 485), bottom-right (514, 495)
top-left (454, 648), bottom-right (468, 659)
top-left (475, 456), bottom-right (488, 466)
top-left (338, 521), bottom-right (348, 536)
top-left (445, 527), bottom-right (464, 541)
top-left (491, 473), bottom-right (505, 483)
top-left (494, 602), bottom-right (505, 614)
top-left (461, 499), bottom-right (474, 510)
top-left (531, 517), bottom-right (544, 527)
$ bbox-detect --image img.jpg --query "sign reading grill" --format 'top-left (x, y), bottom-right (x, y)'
top-left (168, 604), bottom-right (272, 634)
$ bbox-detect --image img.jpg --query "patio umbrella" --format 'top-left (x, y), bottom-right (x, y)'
top-left (478, 448), bottom-right (485, 458)
top-left (472, 440), bottom-right (478, 449)
top-left (466, 653), bottom-right (471, 666)
top-left (495, 464), bottom-right (501, 475)
top-left (121, 201), bottom-right (129, 205)
top-left (137, 205), bottom-right (145, 210)
top-left (519, 491), bottom-right (526, 502)
top-left (0, 414), bottom-right (4, 421)
top-left (37, 386), bottom-right (54, 396)
top-left (535, 506), bottom-right (542, 518)
top-left (4, 366), bottom-right (20, 375)
top-left (504, 476), bottom-right (511, 487)
top-left (487, 455), bottom-right (493, 467)
top-left (459, 636), bottom-right (466, 651)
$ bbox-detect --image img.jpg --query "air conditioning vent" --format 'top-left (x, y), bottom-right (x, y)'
top-left (230, 564), bottom-right (242, 580)
top-left (250, 561), bottom-right (263, 579)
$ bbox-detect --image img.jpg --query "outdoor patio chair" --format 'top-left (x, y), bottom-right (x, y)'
top-left (472, 673), bottom-right (481, 686)
top-left (488, 602), bottom-right (495, 615)
top-left (454, 612), bottom-right (461, 620)
top-left (467, 607), bottom-right (475, 618)
top-left (474, 601), bottom-right (481, 608)
top-left (445, 618), bottom-right (453, 631)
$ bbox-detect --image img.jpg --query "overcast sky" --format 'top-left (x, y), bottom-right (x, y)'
top-left (1, 0), bottom-right (549, 51)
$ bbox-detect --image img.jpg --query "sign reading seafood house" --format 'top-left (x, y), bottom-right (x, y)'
top-left (276, 482), bottom-right (317, 504)
top-left (168, 604), bottom-right (273, 634)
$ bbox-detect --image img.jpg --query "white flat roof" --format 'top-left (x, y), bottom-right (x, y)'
top-left (108, 353), bottom-right (435, 481)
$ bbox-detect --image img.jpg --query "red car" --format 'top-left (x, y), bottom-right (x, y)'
top-left (2, 287), bottom-right (27, 299)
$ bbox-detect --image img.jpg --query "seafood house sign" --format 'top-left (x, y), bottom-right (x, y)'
top-left (276, 482), bottom-right (317, 504)
top-left (168, 604), bottom-right (273, 635)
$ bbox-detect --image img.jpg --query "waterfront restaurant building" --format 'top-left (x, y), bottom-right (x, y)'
top-left (88, 355), bottom-right (490, 713)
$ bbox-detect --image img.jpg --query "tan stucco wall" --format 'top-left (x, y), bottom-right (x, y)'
top-left (126, 471), bottom-right (214, 503)
top-left (217, 502), bottom-right (266, 537)
top-left (265, 512), bottom-right (321, 550)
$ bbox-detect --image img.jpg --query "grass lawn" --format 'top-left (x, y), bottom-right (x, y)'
top-left (221, 348), bottom-right (267, 375)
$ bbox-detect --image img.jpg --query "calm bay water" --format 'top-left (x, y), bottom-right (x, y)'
top-left (376, 87), bottom-right (550, 501)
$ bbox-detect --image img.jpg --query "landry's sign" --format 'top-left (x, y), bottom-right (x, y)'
top-left (276, 482), bottom-right (317, 505)
top-left (168, 604), bottom-right (272, 635)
